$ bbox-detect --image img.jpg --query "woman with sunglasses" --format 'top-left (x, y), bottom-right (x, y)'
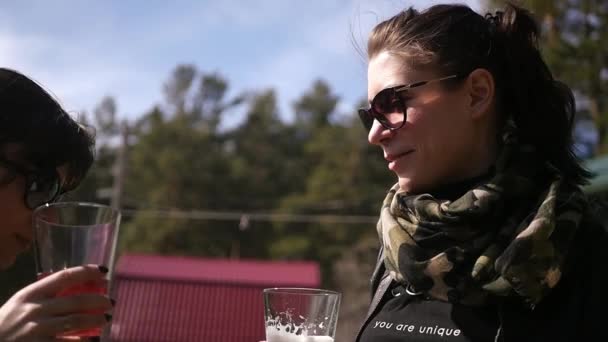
top-left (0, 68), bottom-right (113, 341)
top-left (356, 3), bottom-right (607, 342)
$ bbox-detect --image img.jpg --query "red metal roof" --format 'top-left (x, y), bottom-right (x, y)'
top-left (115, 254), bottom-right (320, 287)
top-left (109, 254), bottom-right (321, 342)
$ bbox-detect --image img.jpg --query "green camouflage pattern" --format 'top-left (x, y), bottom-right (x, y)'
top-left (377, 134), bottom-right (586, 306)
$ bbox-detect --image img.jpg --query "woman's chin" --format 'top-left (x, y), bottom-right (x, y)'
top-left (398, 177), bottom-right (415, 193)
top-left (398, 175), bottom-right (433, 195)
top-left (0, 253), bottom-right (17, 270)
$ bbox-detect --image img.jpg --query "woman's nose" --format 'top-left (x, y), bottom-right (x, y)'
top-left (368, 120), bottom-right (393, 145)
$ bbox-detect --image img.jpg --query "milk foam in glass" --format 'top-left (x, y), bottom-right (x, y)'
top-left (263, 288), bottom-right (340, 342)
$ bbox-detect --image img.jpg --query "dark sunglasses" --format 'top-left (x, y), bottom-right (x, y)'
top-left (0, 158), bottom-right (63, 209)
top-left (358, 74), bottom-right (466, 131)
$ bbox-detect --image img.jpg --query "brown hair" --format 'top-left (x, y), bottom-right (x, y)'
top-left (0, 68), bottom-right (95, 189)
top-left (366, 3), bottom-right (591, 185)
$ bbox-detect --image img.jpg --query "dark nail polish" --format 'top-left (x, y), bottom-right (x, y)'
top-left (105, 313), bottom-right (113, 322)
top-left (90, 337), bottom-right (101, 342)
top-left (98, 265), bottom-right (109, 274)
top-left (110, 298), bottom-right (116, 306)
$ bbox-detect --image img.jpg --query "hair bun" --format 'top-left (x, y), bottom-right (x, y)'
top-left (484, 11), bottom-right (502, 31)
top-left (491, 3), bottom-right (540, 48)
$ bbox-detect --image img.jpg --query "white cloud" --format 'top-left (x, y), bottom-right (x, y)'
top-left (0, 27), bottom-right (158, 118)
top-left (247, 0), bottom-right (482, 122)
top-left (241, 0), bottom-right (398, 121)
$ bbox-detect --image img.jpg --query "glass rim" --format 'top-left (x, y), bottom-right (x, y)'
top-left (263, 287), bottom-right (341, 296)
top-left (33, 201), bottom-right (121, 226)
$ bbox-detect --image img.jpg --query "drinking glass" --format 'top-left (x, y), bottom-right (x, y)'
top-left (33, 202), bottom-right (121, 338)
top-left (263, 288), bottom-right (341, 342)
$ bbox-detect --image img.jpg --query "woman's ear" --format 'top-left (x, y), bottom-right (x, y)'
top-left (466, 68), bottom-right (495, 120)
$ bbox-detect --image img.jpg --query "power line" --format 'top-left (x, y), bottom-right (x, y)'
top-left (121, 208), bottom-right (378, 224)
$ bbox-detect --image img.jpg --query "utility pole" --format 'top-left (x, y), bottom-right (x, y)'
top-left (111, 121), bottom-right (129, 210)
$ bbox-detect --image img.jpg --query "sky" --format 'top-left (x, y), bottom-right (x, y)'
top-left (0, 0), bottom-right (482, 128)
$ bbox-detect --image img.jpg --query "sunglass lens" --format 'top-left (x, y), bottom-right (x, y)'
top-left (372, 89), bottom-right (396, 114)
top-left (372, 89), bottom-right (404, 129)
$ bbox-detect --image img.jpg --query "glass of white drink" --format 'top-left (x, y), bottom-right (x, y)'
top-left (263, 288), bottom-right (341, 342)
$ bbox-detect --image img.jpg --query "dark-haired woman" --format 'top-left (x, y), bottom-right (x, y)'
top-left (356, 3), bottom-right (608, 341)
top-left (0, 68), bottom-right (112, 341)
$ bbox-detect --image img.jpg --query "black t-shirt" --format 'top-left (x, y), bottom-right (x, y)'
top-left (361, 171), bottom-right (499, 341)
top-left (359, 283), bottom-right (499, 342)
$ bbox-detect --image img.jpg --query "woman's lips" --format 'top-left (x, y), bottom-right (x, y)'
top-left (14, 234), bottom-right (31, 252)
top-left (386, 150), bottom-right (414, 170)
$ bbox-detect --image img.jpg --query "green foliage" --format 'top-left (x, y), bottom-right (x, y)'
top-left (294, 79), bottom-right (339, 134)
top-left (119, 66), bottom-right (242, 257)
top-left (101, 65), bottom-right (393, 287)
top-left (226, 89), bottom-right (295, 209)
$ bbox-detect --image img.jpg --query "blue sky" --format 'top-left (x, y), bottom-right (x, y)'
top-left (0, 0), bottom-right (481, 128)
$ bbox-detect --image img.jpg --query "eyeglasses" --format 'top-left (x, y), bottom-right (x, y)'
top-left (358, 74), bottom-right (465, 131)
top-left (0, 158), bottom-right (63, 209)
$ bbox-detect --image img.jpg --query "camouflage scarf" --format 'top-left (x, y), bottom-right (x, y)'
top-left (378, 137), bottom-right (587, 307)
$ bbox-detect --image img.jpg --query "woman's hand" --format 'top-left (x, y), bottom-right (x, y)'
top-left (0, 265), bottom-right (114, 341)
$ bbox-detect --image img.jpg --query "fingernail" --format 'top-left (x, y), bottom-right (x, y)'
top-left (98, 265), bottom-right (109, 274)
top-left (105, 313), bottom-right (113, 322)
top-left (110, 298), bottom-right (116, 306)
